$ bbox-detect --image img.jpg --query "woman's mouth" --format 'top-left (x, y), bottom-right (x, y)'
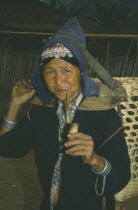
top-left (56, 89), bottom-right (68, 94)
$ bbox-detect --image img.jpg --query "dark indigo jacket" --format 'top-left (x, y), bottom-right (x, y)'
top-left (0, 105), bottom-right (131, 210)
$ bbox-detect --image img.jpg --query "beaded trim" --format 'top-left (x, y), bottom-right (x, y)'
top-left (41, 44), bottom-right (73, 60)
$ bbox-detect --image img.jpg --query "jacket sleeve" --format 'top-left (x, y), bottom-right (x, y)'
top-left (0, 114), bottom-right (34, 158)
top-left (96, 108), bottom-right (131, 196)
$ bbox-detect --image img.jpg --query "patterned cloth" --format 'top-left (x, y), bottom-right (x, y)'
top-left (50, 93), bottom-right (83, 210)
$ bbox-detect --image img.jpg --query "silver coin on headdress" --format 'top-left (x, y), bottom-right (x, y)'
top-left (51, 46), bottom-right (55, 50)
top-left (49, 52), bottom-right (54, 57)
top-left (55, 51), bottom-right (60, 58)
top-left (60, 52), bottom-right (66, 57)
top-left (45, 53), bottom-right (49, 58)
top-left (67, 52), bottom-right (73, 58)
top-left (63, 46), bottom-right (67, 50)
top-left (42, 53), bottom-right (48, 60)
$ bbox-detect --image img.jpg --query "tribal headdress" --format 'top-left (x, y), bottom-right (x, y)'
top-left (32, 17), bottom-right (99, 104)
top-left (42, 44), bottom-right (73, 59)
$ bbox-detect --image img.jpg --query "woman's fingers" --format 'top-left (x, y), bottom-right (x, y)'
top-left (15, 81), bottom-right (22, 87)
top-left (65, 139), bottom-right (93, 147)
top-left (66, 144), bottom-right (92, 154)
top-left (14, 79), bottom-right (34, 91)
top-left (65, 132), bottom-right (93, 147)
top-left (68, 132), bottom-right (92, 141)
top-left (66, 147), bottom-right (93, 158)
top-left (68, 150), bottom-right (91, 157)
top-left (11, 80), bottom-right (35, 105)
top-left (64, 132), bottom-right (94, 161)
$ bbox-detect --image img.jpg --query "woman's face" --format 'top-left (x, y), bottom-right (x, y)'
top-left (43, 59), bottom-right (82, 102)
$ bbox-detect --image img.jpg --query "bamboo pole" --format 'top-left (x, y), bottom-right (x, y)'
top-left (65, 91), bottom-right (72, 124)
top-left (0, 31), bottom-right (138, 38)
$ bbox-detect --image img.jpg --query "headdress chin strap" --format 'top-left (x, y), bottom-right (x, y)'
top-left (53, 34), bottom-right (127, 102)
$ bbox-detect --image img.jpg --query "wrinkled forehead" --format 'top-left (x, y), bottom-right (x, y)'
top-left (43, 58), bottom-right (81, 73)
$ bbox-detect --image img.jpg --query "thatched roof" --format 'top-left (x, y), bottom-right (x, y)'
top-left (0, 0), bottom-right (97, 33)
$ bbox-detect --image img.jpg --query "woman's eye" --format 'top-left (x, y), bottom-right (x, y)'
top-left (45, 69), bottom-right (54, 74)
top-left (65, 69), bottom-right (71, 73)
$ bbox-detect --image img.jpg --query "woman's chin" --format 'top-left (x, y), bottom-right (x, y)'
top-left (55, 94), bottom-right (66, 101)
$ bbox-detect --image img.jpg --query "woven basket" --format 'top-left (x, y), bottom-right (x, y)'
top-left (114, 77), bottom-right (138, 202)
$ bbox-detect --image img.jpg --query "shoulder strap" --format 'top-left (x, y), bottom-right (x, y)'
top-left (31, 79), bottom-right (122, 110)
top-left (54, 34), bottom-right (127, 102)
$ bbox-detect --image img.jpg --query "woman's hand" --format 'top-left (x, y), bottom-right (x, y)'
top-left (65, 132), bottom-right (94, 163)
top-left (64, 132), bottom-right (105, 172)
top-left (2, 80), bottom-right (35, 126)
top-left (0, 80), bottom-right (35, 135)
top-left (11, 79), bottom-right (35, 106)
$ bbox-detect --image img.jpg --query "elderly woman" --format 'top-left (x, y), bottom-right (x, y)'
top-left (0, 18), bottom-right (130, 210)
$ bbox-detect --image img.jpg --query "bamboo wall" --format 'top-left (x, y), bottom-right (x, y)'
top-left (115, 78), bottom-right (138, 202)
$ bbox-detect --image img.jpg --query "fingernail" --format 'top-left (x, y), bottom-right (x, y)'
top-left (65, 150), bottom-right (69, 154)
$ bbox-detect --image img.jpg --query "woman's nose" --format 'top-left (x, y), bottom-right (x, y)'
top-left (55, 73), bottom-right (65, 85)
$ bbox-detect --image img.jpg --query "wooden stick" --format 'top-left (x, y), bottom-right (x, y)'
top-left (66, 91), bottom-right (70, 110)
top-left (65, 91), bottom-right (72, 124)
top-left (0, 30), bottom-right (138, 38)
top-left (64, 92), bottom-right (68, 111)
